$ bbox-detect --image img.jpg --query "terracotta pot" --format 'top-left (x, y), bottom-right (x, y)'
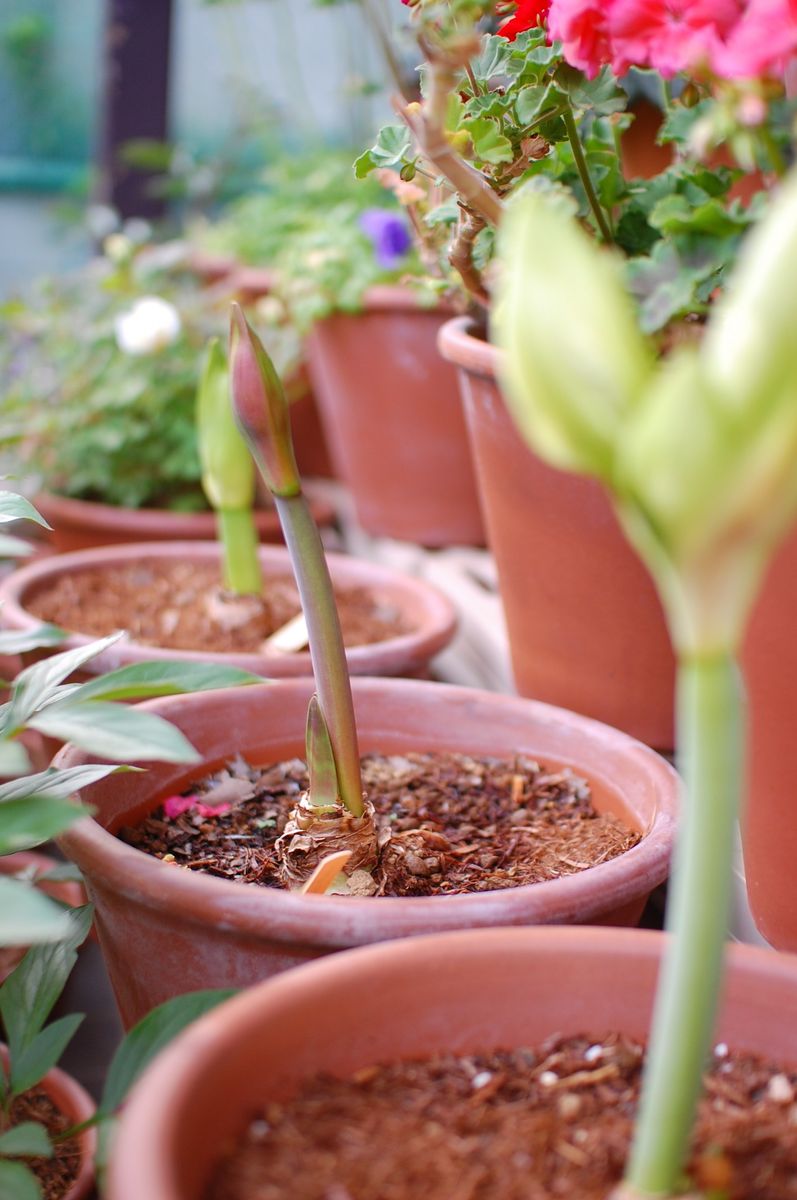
top-left (0, 541), bottom-right (457, 682)
top-left (0, 852), bottom-right (88, 982)
top-left (306, 287), bottom-right (485, 547)
top-left (0, 1045), bottom-right (96, 1200)
top-left (740, 520), bottom-right (797, 951)
top-left (56, 677), bottom-right (677, 1027)
top-left (439, 316), bottom-right (676, 749)
top-left (106, 924), bottom-right (797, 1200)
top-left (34, 488), bottom-right (335, 555)
top-left (184, 249), bottom-right (238, 286)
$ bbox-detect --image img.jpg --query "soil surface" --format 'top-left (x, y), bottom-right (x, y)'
top-left (119, 752), bottom-right (640, 896)
top-left (6, 1087), bottom-right (81, 1199)
top-left (206, 1032), bottom-right (797, 1200)
top-left (25, 561), bottom-right (406, 653)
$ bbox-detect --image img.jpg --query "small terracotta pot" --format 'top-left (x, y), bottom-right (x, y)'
top-left (184, 249), bottom-right (238, 286)
top-left (34, 488), bottom-right (335, 555)
top-left (0, 1045), bottom-right (96, 1200)
top-left (439, 316), bottom-right (676, 749)
top-left (57, 677), bottom-right (677, 1027)
top-left (106, 925), bottom-right (797, 1200)
top-left (306, 287), bottom-right (485, 547)
top-left (0, 852), bottom-right (88, 982)
top-left (740, 520), bottom-right (797, 951)
top-left (0, 541), bottom-right (456, 682)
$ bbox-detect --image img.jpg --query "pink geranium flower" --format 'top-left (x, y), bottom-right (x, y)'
top-left (713, 0), bottom-right (797, 79)
top-left (608, 0), bottom-right (742, 76)
top-left (547, 0), bottom-right (614, 77)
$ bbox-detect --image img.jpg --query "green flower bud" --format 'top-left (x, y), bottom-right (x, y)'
top-left (229, 303), bottom-right (301, 499)
top-left (494, 189), bottom-right (654, 482)
top-left (196, 338), bottom-right (255, 513)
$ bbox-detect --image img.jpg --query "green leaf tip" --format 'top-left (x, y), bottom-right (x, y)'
top-left (228, 303), bottom-right (301, 499)
top-left (197, 336), bottom-right (256, 513)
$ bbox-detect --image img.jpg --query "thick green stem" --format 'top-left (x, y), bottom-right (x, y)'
top-left (563, 104), bottom-right (614, 244)
top-left (274, 494), bottom-right (363, 817)
top-left (624, 653), bottom-right (743, 1196)
top-left (218, 508), bottom-right (263, 595)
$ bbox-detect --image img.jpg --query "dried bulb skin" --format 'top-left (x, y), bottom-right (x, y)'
top-left (276, 795), bottom-right (379, 889)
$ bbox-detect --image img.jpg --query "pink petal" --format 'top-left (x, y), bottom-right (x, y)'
top-left (195, 801), bottom-right (231, 818)
top-left (163, 794), bottom-right (198, 820)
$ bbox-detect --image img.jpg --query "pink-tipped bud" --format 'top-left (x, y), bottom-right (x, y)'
top-left (228, 303), bottom-right (300, 498)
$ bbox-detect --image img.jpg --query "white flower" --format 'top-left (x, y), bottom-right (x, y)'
top-left (114, 296), bottom-right (182, 356)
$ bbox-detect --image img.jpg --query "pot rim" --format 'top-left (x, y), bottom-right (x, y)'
top-left (0, 540), bottom-right (457, 678)
top-left (107, 924), bottom-right (797, 1200)
top-left (57, 677), bottom-right (678, 943)
top-left (33, 487), bottom-right (335, 535)
top-left (437, 313), bottom-right (500, 380)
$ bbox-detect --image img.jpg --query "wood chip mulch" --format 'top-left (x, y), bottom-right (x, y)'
top-left (25, 561), bottom-right (406, 653)
top-left (6, 1087), bottom-right (82, 1200)
top-left (119, 752), bottom-right (640, 896)
top-left (205, 1033), bottom-right (797, 1200)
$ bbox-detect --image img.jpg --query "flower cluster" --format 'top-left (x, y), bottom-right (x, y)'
top-left (544, 0), bottom-right (797, 80)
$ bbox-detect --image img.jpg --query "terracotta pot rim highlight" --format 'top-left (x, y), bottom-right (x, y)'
top-left (357, 285), bottom-right (458, 316)
top-left (57, 677), bottom-right (678, 946)
top-left (0, 541), bottom-right (457, 679)
top-left (437, 314), bottom-right (499, 379)
top-left (107, 925), bottom-right (797, 1200)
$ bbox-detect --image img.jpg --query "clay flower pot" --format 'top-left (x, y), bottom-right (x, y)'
top-left (0, 541), bottom-right (456, 681)
top-left (306, 287), bottom-right (485, 547)
top-left (106, 924), bottom-right (797, 1200)
top-left (740, 521), bottom-right (797, 951)
top-left (56, 678), bottom-right (677, 1027)
top-left (34, 486), bottom-right (335, 555)
top-left (438, 315), bottom-right (676, 749)
top-left (0, 1045), bottom-right (96, 1200)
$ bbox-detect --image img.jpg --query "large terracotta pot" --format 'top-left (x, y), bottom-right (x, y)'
top-left (106, 925), bottom-right (797, 1200)
top-left (740, 521), bottom-right (797, 951)
top-left (0, 1045), bottom-right (97, 1200)
top-left (57, 677), bottom-right (677, 1028)
top-left (0, 541), bottom-right (456, 681)
top-left (306, 287), bottom-right (485, 546)
top-left (439, 316), bottom-right (676, 749)
top-left (34, 487), bottom-right (335, 555)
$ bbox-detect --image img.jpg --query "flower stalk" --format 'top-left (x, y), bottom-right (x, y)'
top-left (228, 304), bottom-right (364, 821)
top-left (622, 653), bottom-right (743, 1197)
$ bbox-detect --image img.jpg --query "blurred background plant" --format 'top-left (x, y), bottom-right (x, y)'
top-left (0, 238), bottom-right (301, 511)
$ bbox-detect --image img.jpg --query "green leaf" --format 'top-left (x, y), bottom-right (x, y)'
top-left (462, 117), bottom-right (514, 165)
top-left (70, 661), bottom-right (267, 703)
top-left (305, 696), bottom-right (338, 808)
top-left (28, 701), bottom-right (201, 764)
top-left (0, 764), bottom-right (133, 804)
top-left (0, 495), bottom-right (49, 531)
top-left (0, 742), bottom-right (31, 777)
top-left (353, 124), bottom-right (411, 179)
top-left (0, 1159), bottom-right (42, 1200)
top-left (0, 797), bottom-right (86, 855)
top-left (0, 906), bottom-right (92, 1055)
top-left (0, 879), bottom-right (72, 946)
top-left (0, 628), bottom-right (67, 655)
top-left (472, 33), bottom-right (512, 83)
top-left (10, 1015), bottom-right (84, 1096)
top-left (0, 536), bottom-right (34, 559)
top-left (0, 1123), bottom-right (52, 1159)
top-left (516, 82), bottom-right (561, 127)
top-left (36, 863), bottom-right (83, 884)
top-left (5, 634), bottom-right (126, 730)
top-left (99, 989), bottom-right (236, 1116)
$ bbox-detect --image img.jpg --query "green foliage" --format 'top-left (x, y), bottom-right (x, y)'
top-left (0, 250), bottom-right (301, 509)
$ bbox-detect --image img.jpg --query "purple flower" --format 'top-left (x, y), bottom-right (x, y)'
top-left (359, 209), bottom-right (412, 269)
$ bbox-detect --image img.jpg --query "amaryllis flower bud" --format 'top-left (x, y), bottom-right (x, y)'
top-left (228, 303), bottom-right (300, 499)
top-left (114, 296), bottom-right (181, 355)
top-left (196, 337), bottom-right (255, 513)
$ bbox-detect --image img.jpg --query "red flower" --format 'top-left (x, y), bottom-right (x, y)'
top-left (499, 0), bottom-right (552, 40)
